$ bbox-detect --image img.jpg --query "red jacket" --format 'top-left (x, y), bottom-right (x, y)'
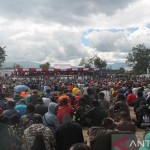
top-left (57, 105), bottom-right (73, 124)
top-left (127, 93), bottom-right (136, 105)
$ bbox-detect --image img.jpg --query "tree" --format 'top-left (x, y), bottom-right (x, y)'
top-left (13, 63), bottom-right (22, 69)
top-left (79, 55), bottom-right (107, 68)
top-left (79, 58), bottom-right (92, 68)
top-left (39, 62), bottom-right (50, 68)
top-left (126, 44), bottom-right (150, 74)
top-left (116, 67), bottom-right (125, 74)
top-left (93, 55), bottom-right (107, 69)
top-left (0, 46), bottom-right (7, 68)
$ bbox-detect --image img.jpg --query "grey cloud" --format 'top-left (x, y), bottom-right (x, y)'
top-left (0, 0), bottom-right (137, 25)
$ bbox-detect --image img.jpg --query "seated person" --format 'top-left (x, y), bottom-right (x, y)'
top-left (116, 111), bottom-right (137, 133)
top-left (56, 114), bottom-right (84, 150)
top-left (84, 99), bottom-right (108, 127)
top-left (136, 101), bottom-right (150, 129)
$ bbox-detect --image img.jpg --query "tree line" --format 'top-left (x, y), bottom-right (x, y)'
top-left (0, 44), bottom-right (150, 75)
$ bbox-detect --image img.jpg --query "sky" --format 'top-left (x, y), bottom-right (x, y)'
top-left (0, 0), bottom-right (150, 67)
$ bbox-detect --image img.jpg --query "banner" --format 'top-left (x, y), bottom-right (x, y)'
top-left (54, 64), bottom-right (71, 69)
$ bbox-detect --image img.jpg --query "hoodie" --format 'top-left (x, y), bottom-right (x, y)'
top-left (43, 102), bottom-right (60, 136)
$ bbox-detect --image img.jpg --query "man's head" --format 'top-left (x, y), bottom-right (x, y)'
top-left (26, 103), bottom-right (35, 113)
top-left (7, 101), bottom-right (16, 109)
top-left (98, 92), bottom-right (105, 99)
top-left (116, 93), bottom-right (126, 101)
top-left (32, 89), bottom-right (38, 95)
top-left (140, 101), bottom-right (146, 107)
top-left (10, 114), bottom-right (20, 125)
top-left (33, 114), bottom-right (43, 124)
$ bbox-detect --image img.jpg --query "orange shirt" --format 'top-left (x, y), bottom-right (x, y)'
top-left (21, 91), bottom-right (28, 99)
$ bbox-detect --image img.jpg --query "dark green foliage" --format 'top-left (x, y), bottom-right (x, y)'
top-left (126, 44), bottom-right (150, 74)
top-left (0, 46), bottom-right (7, 68)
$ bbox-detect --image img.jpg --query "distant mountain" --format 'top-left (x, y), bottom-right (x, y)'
top-left (2, 60), bottom-right (128, 70)
top-left (107, 63), bottom-right (128, 69)
top-left (2, 60), bottom-right (40, 68)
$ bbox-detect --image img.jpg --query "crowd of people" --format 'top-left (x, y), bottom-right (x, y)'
top-left (1, 75), bottom-right (150, 150)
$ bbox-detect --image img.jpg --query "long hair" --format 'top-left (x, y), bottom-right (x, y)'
top-left (31, 135), bottom-right (46, 150)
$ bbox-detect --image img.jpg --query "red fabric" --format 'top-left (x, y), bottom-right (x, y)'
top-left (17, 68), bottom-right (23, 72)
top-left (42, 68), bottom-right (48, 72)
top-left (74, 95), bottom-right (80, 106)
top-left (0, 108), bottom-right (3, 114)
top-left (112, 90), bottom-right (118, 98)
top-left (127, 93), bottom-right (136, 105)
top-left (57, 105), bottom-right (73, 123)
top-left (29, 68), bottom-right (36, 72)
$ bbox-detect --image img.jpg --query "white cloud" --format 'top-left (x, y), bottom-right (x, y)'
top-left (0, 0), bottom-right (150, 67)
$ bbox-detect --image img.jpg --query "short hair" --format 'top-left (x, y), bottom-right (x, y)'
top-left (19, 99), bottom-right (26, 104)
top-left (60, 98), bottom-right (68, 105)
top-left (87, 87), bottom-right (92, 95)
top-left (128, 89), bottom-right (132, 93)
top-left (46, 89), bottom-right (51, 93)
top-left (69, 143), bottom-right (90, 150)
top-left (33, 114), bottom-right (43, 124)
top-left (10, 114), bottom-right (21, 125)
top-left (7, 101), bottom-right (16, 108)
top-left (116, 93), bottom-right (125, 101)
top-left (137, 91), bottom-right (143, 97)
top-left (0, 114), bottom-right (9, 124)
top-left (140, 101), bottom-right (146, 106)
top-left (98, 92), bottom-right (105, 98)
top-left (26, 103), bottom-right (35, 113)
top-left (32, 89), bottom-right (38, 94)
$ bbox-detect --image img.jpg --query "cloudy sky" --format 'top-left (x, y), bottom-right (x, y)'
top-left (0, 0), bottom-right (150, 67)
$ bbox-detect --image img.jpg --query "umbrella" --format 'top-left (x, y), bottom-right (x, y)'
top-left (14, 85), bottom-right (30, 92)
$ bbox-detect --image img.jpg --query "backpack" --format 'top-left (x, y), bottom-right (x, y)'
top-left (138, 107), bottom-right (150, 129)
